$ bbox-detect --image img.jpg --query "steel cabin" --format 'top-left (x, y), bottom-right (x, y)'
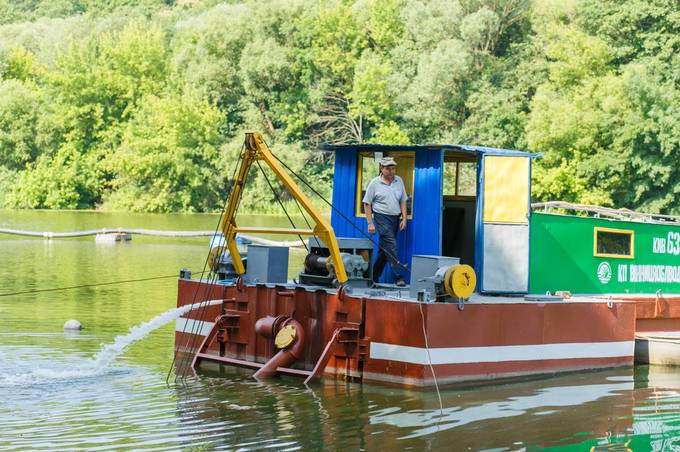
top-left (324, 143), bottom-right (540, 293)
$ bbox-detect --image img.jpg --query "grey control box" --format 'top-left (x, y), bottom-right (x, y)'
top-left (246, 245), bottom-right (289, 284)
top-left (409, 255), bottom-right (460, 298)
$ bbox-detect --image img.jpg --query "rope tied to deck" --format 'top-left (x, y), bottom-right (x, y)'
top-left (0, 273), bottom-right (186, 298)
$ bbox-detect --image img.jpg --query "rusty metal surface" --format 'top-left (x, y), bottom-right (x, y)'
top-left (177, 280), bottom-right (365, 379)
top-left (177, 279), bottom-right (641, 388)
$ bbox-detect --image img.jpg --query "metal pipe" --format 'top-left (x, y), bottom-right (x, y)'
top-left (253, 318), bottom-right (305, 379)
top-left (254, 315), bottom-right (287, 338)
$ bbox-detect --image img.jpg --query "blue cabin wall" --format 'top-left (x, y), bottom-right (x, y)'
top-left (330, 148), bottom-right (443, 283)
top-left (411, 150), bottom-right (443, 256)
top-left (330, 148), bottom-right (360, 237)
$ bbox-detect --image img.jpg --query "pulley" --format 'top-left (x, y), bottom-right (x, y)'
top-left (208, 245), bottom-right (226, 271)
top-left (304, 252), bottom-right (368, 279)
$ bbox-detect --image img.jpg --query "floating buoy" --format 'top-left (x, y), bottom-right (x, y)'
top-left (95, 232), bottom-right (132, 243)
top-left (63, 319), bottom-right (83, 330)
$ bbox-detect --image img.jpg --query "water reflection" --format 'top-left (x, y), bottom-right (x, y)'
top-left (172, 367), bottom-right (636, 450)
top-left (3, 341), bottom-right (680, 450)
top-left (370, 377), bottom-right (634, 440)
top-left (165, 365), bottom-right (680, 450)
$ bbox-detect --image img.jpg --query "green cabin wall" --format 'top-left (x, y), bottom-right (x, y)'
top-left (529, 212), bottom-right (680, 294)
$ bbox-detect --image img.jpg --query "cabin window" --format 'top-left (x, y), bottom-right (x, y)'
top-left (356, 151), bottom-right (414, 217)
top-left (443, 157), bottom-right (477, 198)
top-left (594, 227), bottom-right (634, 259)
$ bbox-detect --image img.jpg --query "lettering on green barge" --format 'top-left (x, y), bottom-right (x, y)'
top-left (529, 212), bottom-right (680, 294)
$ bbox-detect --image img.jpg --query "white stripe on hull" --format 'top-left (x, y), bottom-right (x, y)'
top-left (176, 318), bottom-right (635, 366)
top-left (175, 317), bottom-right (215, 337)
top-left (370, 341), bottom-right (635, 365)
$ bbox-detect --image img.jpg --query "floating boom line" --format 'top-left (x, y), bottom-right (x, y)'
top-left (0, 227), bottom-right (305, 247)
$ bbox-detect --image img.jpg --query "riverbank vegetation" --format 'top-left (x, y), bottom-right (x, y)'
top-left (1, 0), bottom-right (679, 214)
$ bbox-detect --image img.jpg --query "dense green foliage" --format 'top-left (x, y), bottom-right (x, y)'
top-left (0, 0), bottom-right (679, 213)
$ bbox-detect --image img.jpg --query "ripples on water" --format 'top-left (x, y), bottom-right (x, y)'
top-left (3, 343), bottom-right (680, 450)
top-left (2, 211), bottom-right (680, 450)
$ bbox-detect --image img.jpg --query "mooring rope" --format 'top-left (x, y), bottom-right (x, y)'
top-left (418, 301), bottom-right (444, 430)
top-left (0, 273), bottom-right (185, 298)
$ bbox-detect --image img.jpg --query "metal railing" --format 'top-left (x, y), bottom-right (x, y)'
top-left (532, 201), bottom-right (680, 224)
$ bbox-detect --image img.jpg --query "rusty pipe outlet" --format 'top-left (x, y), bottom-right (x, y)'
top-left (254, 315), bottom-right (287, 339)
top-left (253, 318), bottom-right (305, 379)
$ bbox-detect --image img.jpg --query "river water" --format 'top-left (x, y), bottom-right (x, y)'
top-left (1, 210), bottom-right (679, 451)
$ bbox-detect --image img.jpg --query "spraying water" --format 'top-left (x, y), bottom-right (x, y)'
top-left (0, 299), bottom-right (223, 385)
top-left (91, 299), bottom-right (223, 370)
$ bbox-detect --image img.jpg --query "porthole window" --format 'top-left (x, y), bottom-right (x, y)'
top-left (593, 227), bottom-right (634, 259)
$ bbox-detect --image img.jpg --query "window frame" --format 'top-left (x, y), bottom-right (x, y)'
top-left (443, 154), bottom-right (477, 201)
top-left (593, 227), bottom-right (635, 259)
top-left (355, 151), bottom-right (415, 219)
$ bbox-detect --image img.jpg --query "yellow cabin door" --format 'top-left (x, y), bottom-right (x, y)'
top-left (481, 156), bottom-right (530, 292)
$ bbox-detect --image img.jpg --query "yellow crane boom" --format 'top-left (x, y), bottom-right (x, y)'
top-left (218, 132), bottom-right (348, 284)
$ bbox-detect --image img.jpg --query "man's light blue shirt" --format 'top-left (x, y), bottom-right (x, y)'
top-left (362, 175), bottom-right (408, 216)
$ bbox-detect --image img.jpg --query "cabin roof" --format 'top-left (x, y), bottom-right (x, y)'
top-left (319, 143), bottom-right (541, 158)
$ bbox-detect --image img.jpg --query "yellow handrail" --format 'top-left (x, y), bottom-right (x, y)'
top-left (236, 227), bottom-right (315, 235)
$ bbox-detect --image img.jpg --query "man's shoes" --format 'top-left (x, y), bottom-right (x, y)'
top-left (395, 278), bottom-right (406, 287)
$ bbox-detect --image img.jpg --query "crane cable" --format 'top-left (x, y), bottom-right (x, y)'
top-left (175, 147), bottom-right (313, 381)
top-left (170, 138), bottom-right (412, 381)
top-left (255, 160), bottom-right (309, 253)
top-left (269, 150), bottom-right (411, 275)
top-left (168, 145), bottom-right (243, 383)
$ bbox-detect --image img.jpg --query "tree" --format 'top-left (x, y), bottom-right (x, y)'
top-left (171, 3), bottom-right (251, 136)
top-left (50, 21), bottom-right (169, 150)
top-left (0, 79), bottom-right (59, 169)
top-left (6, 144), bottom-right (103, 208)
top-left (104, 91), bottom-right (224, 212)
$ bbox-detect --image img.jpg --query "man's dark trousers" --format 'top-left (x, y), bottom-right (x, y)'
top-left (372, 212), bottom-right (402, 282)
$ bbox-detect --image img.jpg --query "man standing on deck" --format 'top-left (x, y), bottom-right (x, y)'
top-left (363, 156), bottom-right (408, 287)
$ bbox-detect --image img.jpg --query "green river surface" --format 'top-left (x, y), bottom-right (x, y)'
top-left (1, 210), bottom-right (679, 451)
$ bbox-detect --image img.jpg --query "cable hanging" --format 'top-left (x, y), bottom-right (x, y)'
top-left (255, 160), bottom-right (309, 253)
top-left (0, 273), bottom-right (186, 298)
top-left (269, 151), bottom-right (411, 274)
top-left (168, 144), bottom-right (244, 384)
top-left (169, 136), bottom-right (412, 382)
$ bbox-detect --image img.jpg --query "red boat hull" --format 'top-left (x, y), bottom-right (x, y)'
top-left (175, 279), bottom-right (641, 388)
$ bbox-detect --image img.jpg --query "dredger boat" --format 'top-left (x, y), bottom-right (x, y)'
top-left (174, 132), bottom-right (680, 387)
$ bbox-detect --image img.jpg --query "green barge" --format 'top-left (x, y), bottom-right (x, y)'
top-left (530, 202), bottom-right (680, 295)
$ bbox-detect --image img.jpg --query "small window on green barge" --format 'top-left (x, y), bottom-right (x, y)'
top-left (594, 227), bottom-right (634, 259)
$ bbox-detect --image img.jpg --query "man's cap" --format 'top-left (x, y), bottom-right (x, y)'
top-left (379, 156), bottom-right (397, 167)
